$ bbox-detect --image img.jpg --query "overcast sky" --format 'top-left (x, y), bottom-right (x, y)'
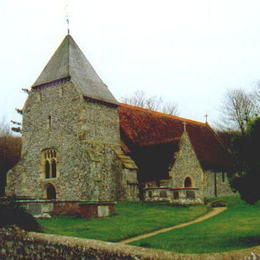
top-left (1, 0), bottom-right (260, 128)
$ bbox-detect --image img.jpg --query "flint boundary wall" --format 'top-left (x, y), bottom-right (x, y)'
top-left (1, 227), bottom-right (260, 260)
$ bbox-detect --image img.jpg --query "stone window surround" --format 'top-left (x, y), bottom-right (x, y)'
top-left (40, 149), bottom-right (58, 180)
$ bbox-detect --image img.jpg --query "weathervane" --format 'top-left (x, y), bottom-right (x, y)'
top-left (66, 16), bottom-right (70, 35)
top-left (65, 0), bottom-right (70, 34)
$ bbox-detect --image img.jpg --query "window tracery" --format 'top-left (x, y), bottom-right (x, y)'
top-left (42, 149), bottom-right (57, 179)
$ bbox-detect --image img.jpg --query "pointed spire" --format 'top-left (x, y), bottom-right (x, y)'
top-left (32, 35), bottom-right (118, 105)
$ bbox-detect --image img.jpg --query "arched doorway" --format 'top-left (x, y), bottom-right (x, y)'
top-left (184, 177), bottom-right (195, 199)
top-left (184, 177), bottom-right (192, 187)
top-left (46, 184), bottom-right (56, 200)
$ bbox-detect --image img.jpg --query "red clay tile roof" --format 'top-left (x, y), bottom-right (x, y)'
top-left (119, 103), bottom-right (232, 169)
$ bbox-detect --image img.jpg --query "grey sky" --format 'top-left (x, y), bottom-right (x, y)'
top-left (1, 0), bottom-right (260, 127)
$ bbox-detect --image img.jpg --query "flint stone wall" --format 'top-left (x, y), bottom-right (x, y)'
top-left (168, 132), bottom-right (204, 202)
top-left (6, 81), bottom-right (133, 201)
top-left (203, 171), bottom-right (234, 198)
top-left (1, 227), bottom-right (260, 260)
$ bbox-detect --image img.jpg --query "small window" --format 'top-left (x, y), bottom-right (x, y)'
top-left (48, 116), bottom-right (52, 129)
top-left (148, 191), bottom-right (152, 198)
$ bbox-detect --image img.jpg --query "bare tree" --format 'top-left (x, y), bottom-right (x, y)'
top-left (161, 101), bottom-right (179, 115)
top-left (0, 135), bottom-right (21, 195)
top-left (218, 89), bottom-right (257, 135)
top-left (0, 118), bottom-right (11, 136)
top-left (252, 82), bottom-right (260, 114)
top-left (0, 118), bottom-right (21, 195)
top-left (121, 90), bottom-right (179, 115)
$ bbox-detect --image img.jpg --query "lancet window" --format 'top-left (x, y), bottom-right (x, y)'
top-left (42, 149), bottom-right (57, 179)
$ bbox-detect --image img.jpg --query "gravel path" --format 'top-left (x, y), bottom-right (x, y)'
top-left (119, 207), bottom-right (227, 244)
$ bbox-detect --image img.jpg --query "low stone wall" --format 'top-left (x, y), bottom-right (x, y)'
top-left (17, 200), bottom-right (115, 218)
top-left (53, 201), bottom-right (115, 218)
top-left (144, 187), bottom-right (203, 205)
top-left (1, 227), bottom-right (260, 260)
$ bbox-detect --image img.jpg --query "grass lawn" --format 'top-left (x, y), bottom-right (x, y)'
top-left (38, 202), bottom-right (208, 242)
top-left (131, 196), bottom-right (260, 254)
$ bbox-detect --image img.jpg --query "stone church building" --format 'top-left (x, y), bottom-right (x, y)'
top-left (6, 35), bottom-right (233, 204)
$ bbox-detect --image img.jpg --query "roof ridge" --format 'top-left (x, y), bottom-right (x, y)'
top-left (119, 103), bottom-right (207, 127)
top-left (68, 34), bottom-right (70, 76)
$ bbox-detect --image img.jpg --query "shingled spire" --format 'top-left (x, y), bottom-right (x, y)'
top-left (32, 35), bottom-right (118, 105)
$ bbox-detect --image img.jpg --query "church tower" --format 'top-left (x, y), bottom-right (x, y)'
top-left (6, 35), bottom-right (123, 201)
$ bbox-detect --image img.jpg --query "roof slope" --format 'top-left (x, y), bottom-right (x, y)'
top-left (119, 103), bottom-right (232, 169)
top-left (32, 35), bottom-right (117, 105)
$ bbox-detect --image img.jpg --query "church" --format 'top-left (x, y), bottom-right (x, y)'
top-left (6, 35), bottom-right (233, 204)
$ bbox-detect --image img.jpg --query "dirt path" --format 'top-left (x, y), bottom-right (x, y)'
top-left (119, 207), bottom-right (227, 244)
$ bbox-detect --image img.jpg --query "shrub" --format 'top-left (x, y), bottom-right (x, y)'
top-left (209, 200), bottom-right (227, 207)
top-left (0, 197), bottom-right (41, 232)
top-left (204, 197), bottom-right (211, 205)
top-left (138, 242), bottom-right (151, 248)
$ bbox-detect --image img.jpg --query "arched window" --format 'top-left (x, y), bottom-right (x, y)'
top-left (46, 184), bottom-right (56, 199)
top-left (45, 161), bottom-right (50, 179)
top-left (184, 177), bottom-right (192, 188)
top-left (41, 149), bottom-right (58, 179)
top-left (51, 160), bottom-right (56, 178)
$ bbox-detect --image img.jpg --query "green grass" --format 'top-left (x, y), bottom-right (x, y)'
top-left (38, 202), bottom-right (208, 242)
top-left (131, 196), bottom-right (260, 254)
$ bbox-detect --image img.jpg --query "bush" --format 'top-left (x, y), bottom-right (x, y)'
top-left (138, 242), bottom-right (151, 248)
top-left (0, 197), bottom-right (41, 232)
top-left (209, 200), bottom-right (227, 207)
top-left (204, 197), bottom-right (211, 205)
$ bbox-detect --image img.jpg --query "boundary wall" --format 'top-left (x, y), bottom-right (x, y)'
top-left (0, 227), bottom-right (260, 260)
